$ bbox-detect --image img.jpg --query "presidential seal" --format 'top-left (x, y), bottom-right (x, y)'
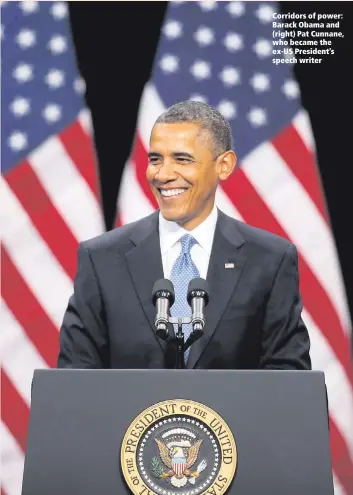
top-left (121, 399), bottom-right (237, 495)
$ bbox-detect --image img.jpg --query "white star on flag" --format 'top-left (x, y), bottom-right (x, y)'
top-left (226, 2), bottom-right (245, 17)
top-left (218, 100), bottom-right (237, 119)
top-left (282, 80), bottom-right (300, 99)
top-left (255, 4), bottom-right (275, 24)
top-left (248, 107), bottom-right (267, 127)
top-left (20, 0), bottom-right (39, 14)
top-left (159, 54), bottom-right (179, 73)
top-left (45, 69), bottom-right (65, 89)
top-left (253, 38), bottom-right (272, 58)
top-left (74, 77), bottom-right (86, 94)
top-left (219, 66), bottom-right (241, 87)
top-left (250, 73), bottom-right (270, 92)
top-left (198, 0), bottom-right (217, 12)
top-left (42, 103), bottom-right (62, 123)
top-left (223, 32), bottom-right (244, 52)
top-left (50, 2), bottom-right (68, 20)
top-left (48, 35), bottom-right (67, 54)
top-left (13, 63), bottom-right (33, 83)
top-left (8, 131), bottom-right (28, 151)
top-left (190, 60), bottom-right (212, 80)
top-left (10, 97), bottom-right (31, 117)
top-left (190, 94), bottom-right (208, 103)
top-left (194, 26), bottom-right (215, 46)
top-left (16, 29), bottom-right (36, 49)
top-left (163, 20), bottom-right (183, 39)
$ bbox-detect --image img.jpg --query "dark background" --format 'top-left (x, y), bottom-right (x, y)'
top-left (67, 1), bottom-right (353, 332)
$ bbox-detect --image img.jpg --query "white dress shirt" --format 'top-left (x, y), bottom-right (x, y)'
top-left (158, 204), bottom-right (218, 279)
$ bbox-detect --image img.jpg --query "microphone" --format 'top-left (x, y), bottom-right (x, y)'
top-left (187, 278), bottom-right (209, 336)
top-left (152, 279), bottom-right (175, 340)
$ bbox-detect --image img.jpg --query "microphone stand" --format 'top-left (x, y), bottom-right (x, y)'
top-left (167, 316), bottom-right (190, 369)
top-left (174, 319), bottom-right (186, 369)
top-left (157, 316), bottom-right (204, 369)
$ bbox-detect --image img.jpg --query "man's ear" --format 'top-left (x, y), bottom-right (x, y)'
top-left (217, 150), bottom-right (237, 181)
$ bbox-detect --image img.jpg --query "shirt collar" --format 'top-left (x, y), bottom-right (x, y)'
top-left (159, 204), bottom-right (218, 256)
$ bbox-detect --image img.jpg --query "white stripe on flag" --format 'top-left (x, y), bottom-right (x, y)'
top-left (78, 109), bottom-right (93, 135)
top-left (302, 309), bottom-right (353, 459)
top-left (1, 422), bottom-right (25, 495)
top-left (118, 160), bottom-right (155, 224)
top-left (293, 110), bottom-right (316, 153)
top-left (1, 178), bottom-right (73, 328)
top-left (137, 82), bottom-right (165, 149)
top-left (0, 302), bottom-right (48, 405)
top-left (332, 472), bottom-right (346, 495)
top-left (242, 142), bottom-right (351, 335)
top-left (29, 136), bottom-right (103, 243)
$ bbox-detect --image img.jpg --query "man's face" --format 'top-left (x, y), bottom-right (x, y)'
top-left (146, 122), bottom-right (232, 230)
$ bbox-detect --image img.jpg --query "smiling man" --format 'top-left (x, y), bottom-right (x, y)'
top-left (147, 108), bottom-right (236, 230)
top-left (57, 101), bottom-right (311, 370)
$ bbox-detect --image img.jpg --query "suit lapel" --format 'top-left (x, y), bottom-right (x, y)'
top-left (125, 212), bottom-right (168, 353)
top-left (187, 210), bottom-right (247, 369)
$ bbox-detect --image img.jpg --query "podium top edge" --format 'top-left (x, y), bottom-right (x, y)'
top-left (32, 368), bottom-right (324, 375)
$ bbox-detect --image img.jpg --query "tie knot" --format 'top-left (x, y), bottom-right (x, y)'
top-left (179, 234), bottom-right (197, 254)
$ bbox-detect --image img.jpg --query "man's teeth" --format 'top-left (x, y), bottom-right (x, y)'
top-left (160, 188), bottom-right (186, 197)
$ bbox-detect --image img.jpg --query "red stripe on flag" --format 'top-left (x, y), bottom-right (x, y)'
top-left (2, 246), bottom-right (59, 368)
top-left (222, 169), bottom-right (353, 387)
top-left (6, 161), bottom-right (79, 280)
top-left (115, 211), bottom-right (122, 228)
top-left (133, 135), bottom-right (158, 208)
top-left (272, 125), bottom-right (328, 222)
top-left (330, 417), bottom-right (353, 493)
top-left (59, 121), bottom-right (101, 201)
top-left (1, 369), bottom-right (30, 453)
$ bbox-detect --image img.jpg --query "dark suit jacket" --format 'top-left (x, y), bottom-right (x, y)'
top-left (57, 209), bottom-right (311, 370)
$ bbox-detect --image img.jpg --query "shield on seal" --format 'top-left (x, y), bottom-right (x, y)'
top-left (172, 457), bottom-right (187, 476)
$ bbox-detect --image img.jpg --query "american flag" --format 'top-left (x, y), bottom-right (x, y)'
top-left (1, 1), bottom-right (104, 493)
top-left (116, 1), bottom-right (353, 494)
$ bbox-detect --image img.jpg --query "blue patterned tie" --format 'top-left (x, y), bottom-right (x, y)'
top-left (170, 234), bottom-right (200, 361)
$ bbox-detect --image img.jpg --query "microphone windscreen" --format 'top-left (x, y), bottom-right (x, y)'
top-left (187, 278), bottom-right (209, 305)
top-left (152, 278), bottom-right (175, 305)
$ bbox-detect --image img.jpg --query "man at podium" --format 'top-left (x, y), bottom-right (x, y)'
top-left (57, 101), bottom-right (311, 371)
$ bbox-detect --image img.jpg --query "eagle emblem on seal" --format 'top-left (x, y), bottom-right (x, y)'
top-left (151, 428), bottom-right (207, 488)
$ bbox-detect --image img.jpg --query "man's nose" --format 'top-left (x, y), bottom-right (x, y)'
top-left (154, 160), bottom-right (177, 182)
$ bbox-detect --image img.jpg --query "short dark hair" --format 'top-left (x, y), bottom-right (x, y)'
top-left (154, 100), bottom-right (232, 156)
